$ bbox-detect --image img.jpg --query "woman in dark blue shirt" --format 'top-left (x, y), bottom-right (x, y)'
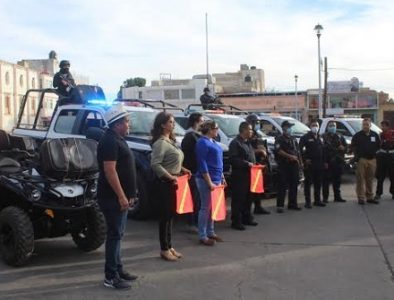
top-left (195, 120), bottom-right (225, 245)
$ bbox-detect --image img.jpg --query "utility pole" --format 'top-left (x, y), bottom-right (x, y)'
top-left (205, 13), bottom-right (210, 86)
top-left (323, 57), bottom-right (328, 118)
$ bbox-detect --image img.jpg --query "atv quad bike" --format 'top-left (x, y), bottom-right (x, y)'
top-left (0, 130), bottom-right (106, 266)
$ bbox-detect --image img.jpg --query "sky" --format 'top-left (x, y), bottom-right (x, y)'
top-left (1, 0), bottom-right (394, 99)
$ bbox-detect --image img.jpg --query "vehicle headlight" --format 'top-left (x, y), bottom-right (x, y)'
top-left (30, 189), bottom-right (42, 201)
top-left (89, 182), bottom-right (98, 195)
top-left (89, 183), bottom-right (97, 194)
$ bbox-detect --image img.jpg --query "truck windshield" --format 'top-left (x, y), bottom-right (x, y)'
top-left (127, 111), bottom-right (185, 136)
top-left (207, 115), bottom-right (244, 138)
top-left (273, 117), bottom-right (310, 136)
top-left (347, 120), bottom-right (382, 134)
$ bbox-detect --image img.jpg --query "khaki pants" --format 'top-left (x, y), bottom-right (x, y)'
top-left (356, 158), bottom-right (376, 201)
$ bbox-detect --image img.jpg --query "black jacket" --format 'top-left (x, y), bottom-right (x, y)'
top-left (299, 131), bottom-right (324, 164)
top-left (53, 71), bottom-right (76, 96)
top-left (322, 132), bottom-right (347, 164)
top-left (229, 135), bottom-right (256, 177)
top-left (181, 130), bottom-right (201, 174)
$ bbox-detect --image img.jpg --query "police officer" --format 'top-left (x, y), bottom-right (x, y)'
top-left (245, 114), bottom-right (270, 215)
top-left (274, 120), bottom-right (302, 213)
top-left (229, 122), bottom-right (258, 230)
top-left (375, 120), bottom-right (394, 200)
top-left (199, 87), bottom-right (223, 110)
top-left (53, 60), bottom-right (76, 96)
top-left (299, 120), bottom-right (325, 208)
top-left (322, 121), bottom-right (347, 203)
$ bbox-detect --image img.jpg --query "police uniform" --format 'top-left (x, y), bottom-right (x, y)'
top-left (249, 129), bottom-right (271, 214)
top-left (274, 133), bottom-right (301, 210)
top-left (229, 135), bottom-right (257, 228)
top-left (375, 129), bottom-right (394, 198)
top-left (299, 131), bottom-right (325, 207)
top-left (322, 132), bottom-right (347, 202)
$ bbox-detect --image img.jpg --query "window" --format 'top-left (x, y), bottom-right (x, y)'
top-left (260, 120), bottom-right (279, 136)
top-left (164, 89), bottom-right (179, 100)
top-left (81, 111), bottom-right (105, 134)
top-left (5, 96), bottom-right (11, 115)
top-left (138, 91), bottom-right (143, 99)
top-left (331, 121), bottom-right (351, 137)
top-left (5, 72), bottom-right (10, 85)
top-left (54, 110), bottom-right (78, 134)
top-left (32, 78), bottom-right (36, 88)
top-left (181, 89), bottom-right (195, 99)
top-left (30, 98), bottom-right (36, 114)
top-left (19, 75), bottom-right (24, 87)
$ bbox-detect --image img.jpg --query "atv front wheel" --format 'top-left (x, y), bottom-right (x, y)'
top-left (0, 206), bottom-right (34, 266)
top-left (71, 206), bottom-right (106, 252)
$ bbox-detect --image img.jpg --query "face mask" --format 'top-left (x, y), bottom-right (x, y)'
top-left (285, 127), bottom-right (293, 135)
top-left (310, 126), bottom-right (319, 134)
top-left (254, 124), bottom-right (260, 132)
top-left (327, 127), bottom-right (336, 134)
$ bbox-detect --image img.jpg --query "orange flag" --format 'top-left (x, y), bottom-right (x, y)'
top-left (176, 175), bottom-right (193, 214)
top-left (211, 185), bottom-right (226, 221)
top-left (250, 165), bottom-right (264, 193)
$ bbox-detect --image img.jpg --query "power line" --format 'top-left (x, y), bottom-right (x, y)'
top-left (329, 67), bottom-right (394, 72)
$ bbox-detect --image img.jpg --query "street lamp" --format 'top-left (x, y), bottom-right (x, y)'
top-left (294, 75), bottom-right (298, 120)
top-left (314, 23), bottom-right (323, 119)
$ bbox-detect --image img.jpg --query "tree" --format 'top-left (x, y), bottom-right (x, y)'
top-left (118, 77), bottom-right (147, 99)
top-left (122, 77), bottom-right (146, 88)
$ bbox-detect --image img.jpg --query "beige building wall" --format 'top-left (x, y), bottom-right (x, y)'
top-left (0, 52), bottom-right (89, 132)
top-left (213, 64), bottom-right (265, 94)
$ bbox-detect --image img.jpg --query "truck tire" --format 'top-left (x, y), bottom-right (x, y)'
top-left (71, 205), bottom-right (106, 252)
top-left (0, 206), bottom-right (34, 266)
top-left (128, 173), bottom-right (151, 220)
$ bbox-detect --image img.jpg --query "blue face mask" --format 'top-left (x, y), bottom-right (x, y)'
top-left (285, 127), bottom-right (293, 135)
top-left (254, 124), bottom-right (260, 132)
top-left (327, 127), bottom-right (336, 134)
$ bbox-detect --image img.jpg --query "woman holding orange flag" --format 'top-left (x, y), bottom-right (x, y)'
top-left (151, 112), bottom-right (191, 261)
top-left (195, 120), bottom-right (225, 246)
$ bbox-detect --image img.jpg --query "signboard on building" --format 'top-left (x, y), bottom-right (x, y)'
top-left (327, 77), bottom-right (360, 93)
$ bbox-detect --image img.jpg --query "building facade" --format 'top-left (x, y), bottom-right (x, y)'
top-left (213, 64), bottom-right (265, 94)
top-left (0, 51), bottom-right (89, 131)
top-left (121, 63), bottom-right (266, 108)
top-left (306, 87), bottom-right (385, 122)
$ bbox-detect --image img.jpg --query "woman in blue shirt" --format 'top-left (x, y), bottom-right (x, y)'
top-left (196, 120), bottom-right (226, 245)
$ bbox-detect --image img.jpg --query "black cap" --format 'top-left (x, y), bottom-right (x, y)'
top-left (203, 87), bottom-right (210, 92)
top-left (246, 113), bottom-right (259, 124)
top-left (281, 120), bottom-right (295, 128)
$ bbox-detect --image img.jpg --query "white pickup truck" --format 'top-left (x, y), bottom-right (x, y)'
top-left (12, 86), bottom-right (186, 220)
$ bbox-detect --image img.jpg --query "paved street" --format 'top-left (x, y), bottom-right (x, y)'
top-left (1, 175), bottom-right (394, 300)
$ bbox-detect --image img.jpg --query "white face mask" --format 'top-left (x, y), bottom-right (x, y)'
top-left (310, 126), bottom-right (319, 134)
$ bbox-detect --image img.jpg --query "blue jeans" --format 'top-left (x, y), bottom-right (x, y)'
top-left (196, 177), bottom-right (219, 240)
top-left (101, 208), bottom-right (128, 279)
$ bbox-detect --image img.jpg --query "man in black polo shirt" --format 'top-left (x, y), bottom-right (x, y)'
top-left (351, 118), bottom-right (381, 205)
top-left (97, 103), bottom-right (137, 289)
top-left (229, 122), bottom-right (258, 230)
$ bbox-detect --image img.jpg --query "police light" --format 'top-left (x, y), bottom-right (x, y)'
top-left (87, 99), bottom-right (113, 106)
